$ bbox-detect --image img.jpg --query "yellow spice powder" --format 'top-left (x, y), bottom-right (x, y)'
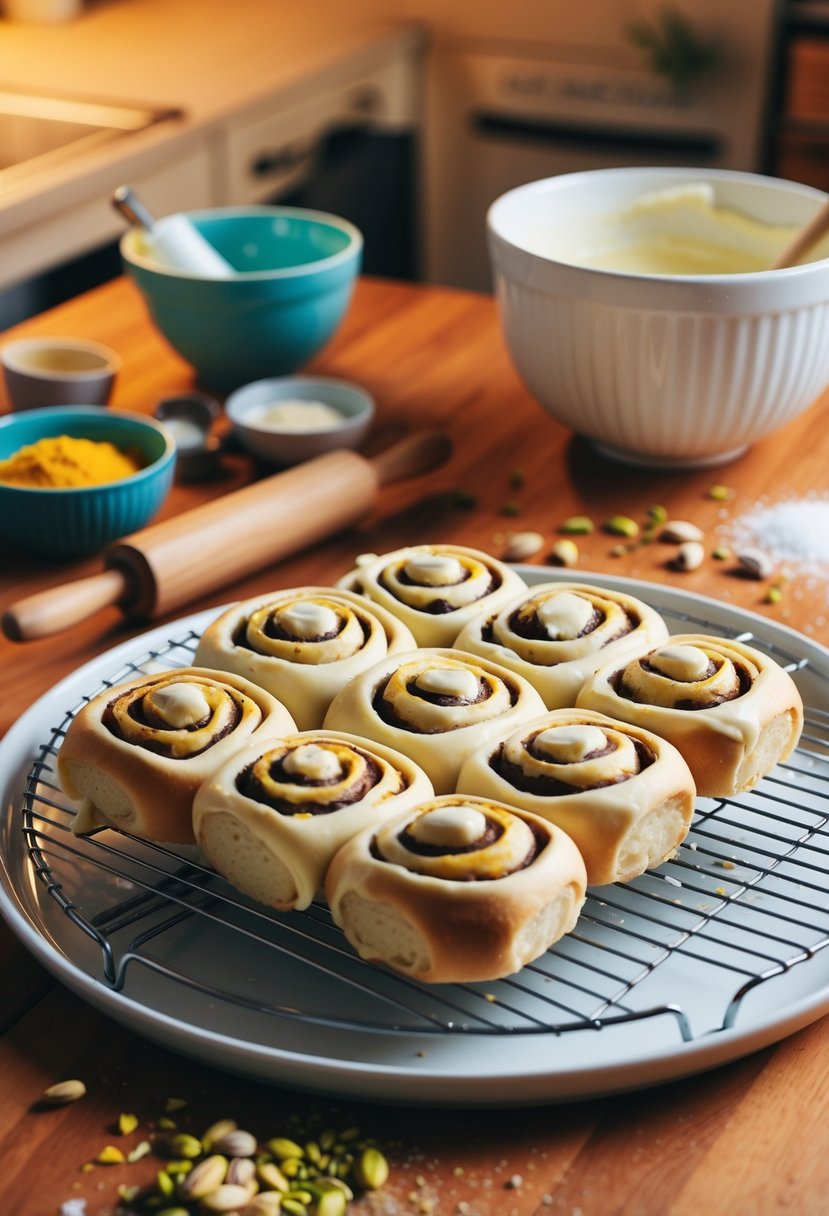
top-left (0, 434), bottom-right (142, 488)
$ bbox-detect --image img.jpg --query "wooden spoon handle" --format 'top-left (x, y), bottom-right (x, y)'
top-left (771, 197), bottom-right (829, 270)
top-left (2, 569), bottom-right (129, 642)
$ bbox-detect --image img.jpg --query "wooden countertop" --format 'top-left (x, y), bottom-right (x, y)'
top-left (2, 276), bottom-right (829, 1215)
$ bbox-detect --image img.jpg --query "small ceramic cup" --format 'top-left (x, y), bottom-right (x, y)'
top-left (1, 337), bottom-right (121, 411)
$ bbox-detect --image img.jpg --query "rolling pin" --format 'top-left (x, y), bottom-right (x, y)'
top-left (3, 431), bottom-right (451, 642)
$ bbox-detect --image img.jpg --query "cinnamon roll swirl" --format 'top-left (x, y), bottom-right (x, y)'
top-left (454, 582), bottom-right (669, 709)
top-left (576, 634), bottom-right (804, 797)
top-left (58, 667), bottom-right (296, 844)
top-left (192, 731), bottom-right (434, 911)
top-left (337, 543), bottom-right (527, 647)
top-left (325, 795), bottom-right (587, 983)
top-left (323, 648), bottom-right (546, 793)
top-left (457, 708), bottom-right (696, 885)
top-left (194, 587), bottom-right (416, 729)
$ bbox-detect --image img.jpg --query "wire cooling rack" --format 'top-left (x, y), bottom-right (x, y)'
top-left (14, 597), bottom-right (829, 1054)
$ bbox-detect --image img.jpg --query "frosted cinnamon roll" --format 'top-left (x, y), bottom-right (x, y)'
top-left (58, 667), bottom-right (296, 844)
top-left (457, 709), bottom-right (696, 885)
top-left (325, 795), bottom-right (587, 983)
top-left (193, 731), bottom-right (434, 911)
top-left (454, 582), bottom-right (669, 709)
top-left (323, 648), bottom-right (546, 793)
top-left (576, 634), bottom-right (804, 797)
top-left (194, 587), bottom-right (416, 730)
top-left (337, 543), bottom-right (527, 647)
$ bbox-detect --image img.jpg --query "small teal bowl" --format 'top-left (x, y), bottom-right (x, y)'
top-left (0, 406), bottom-right (176, 557)
top-left (121, 206), bottom-right (363, 393)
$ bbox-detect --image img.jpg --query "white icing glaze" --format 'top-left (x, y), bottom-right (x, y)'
top-left (650, 644), bottom-right (711, 681)
top-left (404, 553), bottom-right (464, 586)
top-left (410, 805), bottom-right (488, 847)
top-left (277, 601), bottom-right (339, 639)
top-left (282, 743), bottom-right (343, 782)
top-left (415, 666), bottom-right (480, 701)
top-left (151, 682), bottom-right (211, 727)
top-left (534, 724), bottom-right (608, 763)
top-left (537, 591), bottom-right (594, 639)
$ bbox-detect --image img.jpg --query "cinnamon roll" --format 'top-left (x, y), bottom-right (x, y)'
top-left (454, 582), bottom-right (669, 709)
top-left (325, 795), bottom-right (587, 983)
top-left (58, 667), bottom-right (296, 844)
top-left (457, 709), bottom-right (696, 885)
top-left (192, 731), bottom-right (434, 911)
top-left (337, 543), bottom-right (528, 647)
top-left (194, 587), bottom-right (416, 730)
top-left (323, 648), bottom-right (547, 793)
top-left (576, 634), bottom-right (804, 797)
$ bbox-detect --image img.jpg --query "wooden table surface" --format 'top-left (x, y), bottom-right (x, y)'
top-left (2, 275), bottom-right (829, 1216)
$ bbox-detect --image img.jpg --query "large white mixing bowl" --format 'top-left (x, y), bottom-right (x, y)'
top-left (487, 167), bottom-right (829, 468)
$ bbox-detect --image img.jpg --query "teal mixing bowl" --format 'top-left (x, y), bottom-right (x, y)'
top-left (121, 206), bottom-right (363, 392)
top-left (0, 406), bottom-right (175, 557)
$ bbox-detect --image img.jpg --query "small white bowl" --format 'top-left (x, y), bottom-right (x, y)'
top-left (488, 167), bottom-right (829, 468)
top-left (225, 375), bottom-right (374, 466)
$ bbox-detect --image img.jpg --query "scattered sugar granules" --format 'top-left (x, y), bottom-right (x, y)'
top-left (724, 496), bottom-right (829, 573)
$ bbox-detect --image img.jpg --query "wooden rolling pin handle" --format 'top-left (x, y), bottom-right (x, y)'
top-left (1, 432), bottom-right (451, 643)
top-left (1, 568), bottom-right (130, 642)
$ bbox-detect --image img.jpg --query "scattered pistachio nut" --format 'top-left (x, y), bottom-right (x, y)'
top-left (256, 1161), bottom-right (290, 1192)
top-left (766, 585), bottom-right (784, 604)
top-left (603, 514), bottom-right (639, 539)
top-left (559, 514), bottom-right (594, 535)
top-left (737, 547), bottom-right (774, 579)
top-left (40, 1079), bottom-right (86, 1106)
top-left (201, 1183), bottom-right (258, 1212)
top-left (268, 1137), bottom-right (306, 1161)
top-left (177, 1154), bottom-right (229, 1200)
top-left (502, 530), bottom-right (544, 562)
top-left (646, 504), bottom-right (668, 525)
top-left (212, 1128), bottom-right (258, 1158)
top-left (315, 1190), bottom-right (349, 1216)
top-left (672, 540), bottom-right (705, 572)
top-left (165, 1133), bottom-right (204, 1159)
top-left (95, 1145), bottom-right (126, 1165)
top-left (548, 538), bottom-right (579, 567)
top-left (118, 1112), bottom-right (139, 1135)
top-left (711, 545), bottom-right (731, 561)
top-left (227, 1157), bottom-right (257, 1187)
top-left (660, 520), bottom-right (704, 543)
top-left (708, 484), bottom-right (735, 501)
top-left (240, 1195), bottom-right (284, 1216)
top-left (353, 1147), bottom-right (390, 1191)
top-left (203, 1119), bottom-right (238, 1151)
top-left (127, 1140), bottom-right (152, 1164)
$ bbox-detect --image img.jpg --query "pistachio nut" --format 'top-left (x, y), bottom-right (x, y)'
top-left (672, 541), bottom-right (705, 572)
top-left (202, 1119), bottom-right (238, 1150)
top-left (737, 547), bottom-right (774, 579)
top-left (353, 1147), bottom-right (390, 1191)
top-left (660, 520), bottom-right (704, 543)
top-left (212, 1128), bottom-right (259, 1158)
top-left (200, 1182), bottom-right (258, 1212)
top-left (240, 1195), bottom-right (283, 1216)
top-left (227, 1157), bottom-right (258, 1186)
top-left (177, 1154), bottom-right (228, 1200)
top-left (548, 538), bottom-right (578, 567)
top-left (603, 514), bottom-right (639, 538)
top-left (559, 514), bottom-right (594, 535)
top-left (502, 530), bottom-right (544, 562)
top-left (40, 1079), bottom-right (86, 1106)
